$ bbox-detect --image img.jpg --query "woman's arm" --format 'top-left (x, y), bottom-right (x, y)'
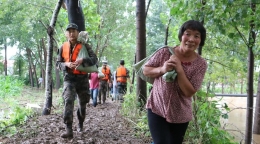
top-left (143, 66), bottom-right (164, 78)
top-left (171, 55), bottom-right (196, 97)
top-left (143, 58), bottom-right (175, 78)
top-left (176, 69), bottom-right (196, 97)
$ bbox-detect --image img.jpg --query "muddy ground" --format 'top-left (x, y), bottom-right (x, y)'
top-left (1, 97), bottom-right (152, 144)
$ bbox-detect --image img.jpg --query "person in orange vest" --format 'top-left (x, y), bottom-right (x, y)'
top-left (115, 60), bottom-right (131, 101)
top-left (56, 23), bottom-right (98, 138)
top-left (98, 60), bottom-right (112, 104)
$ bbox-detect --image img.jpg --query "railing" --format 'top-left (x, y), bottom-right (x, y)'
top-left (214, 94), bottom-right (257, 97)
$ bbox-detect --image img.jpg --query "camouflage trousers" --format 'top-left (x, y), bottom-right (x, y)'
top-left (98, 80), bottom-right (108, 103)
top-left (62, 73), bottom-right (90, 125)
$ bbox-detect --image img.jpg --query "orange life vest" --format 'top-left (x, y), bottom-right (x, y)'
top-left (116, 66), bottom-right (127, 83)
top-left (62, 42), bottom-right (87, 74)
top-left (101, 66), bottom-right (111, 81)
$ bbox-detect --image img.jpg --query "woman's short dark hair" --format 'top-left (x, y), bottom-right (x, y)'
top-left (178, 20), bottom-right (206, 47)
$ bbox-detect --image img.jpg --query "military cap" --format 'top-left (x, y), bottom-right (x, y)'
top-left (66, 23), bottom-right (78, 31)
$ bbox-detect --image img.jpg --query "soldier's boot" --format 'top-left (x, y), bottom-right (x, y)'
top-left (77, 122), bottom-right (83, 132)
top-left (77, 110), bottom-right (85, 132)
top-left (60, 123), bottom-right (73, 138)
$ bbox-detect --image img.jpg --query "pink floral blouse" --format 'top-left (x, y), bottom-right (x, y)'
top-left (145, 46), bottom-right (207, 123)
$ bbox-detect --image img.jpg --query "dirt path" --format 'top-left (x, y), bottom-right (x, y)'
top-left (1, 97), bottom-right (151, 144)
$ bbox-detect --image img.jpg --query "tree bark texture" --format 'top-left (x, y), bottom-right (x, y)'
top-left (42, 0), bottom-right (63, 115)
top-left (26, 48), bottom-right (35, 87)
top-left (18, 51), bottom-right (21, 77)
top-left (164, 18), bottom-right (171, 46)
top-left (245, 2), bottom-right (255, 144)
top-left (28, 64), bottom-right (34, 87)
top-left (4, 40), bottom-right (7, 76)
top-left (38, 39), bottom-right (45, 88)
top-left (65, 0), bottom-right (85, 32)
top-left (197, 0), bottom-right (206, 55)
top-left (136, 0), bottom-right (147, 107)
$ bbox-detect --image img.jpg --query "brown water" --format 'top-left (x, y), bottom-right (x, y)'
top-left (215, 96), bottom-right (260, 144)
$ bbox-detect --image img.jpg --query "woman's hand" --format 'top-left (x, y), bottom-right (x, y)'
top-left (170, 55), bottom-right (183, 73)
top-left (162, 55), bottom-right (176, 72)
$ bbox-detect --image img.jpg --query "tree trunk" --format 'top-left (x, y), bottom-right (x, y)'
top-left (197, 0), bottom-right (206, 55)
top-left (4, 40), bottom-right (7, 76)
top-left (245, 2), bottom-right (255, 144)
top-left (28, 64), bottom-right (34, 87)
top-left (33, 64), bottom-right (39, 88)
top-left (65, 0), bottom-right (85, 32)
top-left (42, 0), bottom-right (63, 115)
top-left (18, 50), bottom-right (22, 77)
top-left (26, 48), bottom-right (35, 87)
top-left (164, 18), bottom-right (171, 45)
top-left (136, 0), bottom-right (147, 108)
top-left (253, 73), bottom-right (260, 134)
top-left (38, 39), bottom-right (45, 88)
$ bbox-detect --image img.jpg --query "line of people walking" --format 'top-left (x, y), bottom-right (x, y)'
top-left (89, 59), bottom-right (131, 107)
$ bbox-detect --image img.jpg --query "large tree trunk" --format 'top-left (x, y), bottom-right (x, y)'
top-left (197, 0), bottom-right (206, 55)
top-left (136, 0), bottom-right (147, 108)
top-left (245, 2), bottom-right (255, 144)
top-left (65, 0), bottom-right (85, 32)
top-left (42, 0), bottom-right (63, 115)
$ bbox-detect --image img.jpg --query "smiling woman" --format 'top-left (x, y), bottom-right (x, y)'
top-left (143, 20), bottom-right (207, 144)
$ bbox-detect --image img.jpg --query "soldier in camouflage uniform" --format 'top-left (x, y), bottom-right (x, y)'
top-left (56, 23), bottom-right (97, 138)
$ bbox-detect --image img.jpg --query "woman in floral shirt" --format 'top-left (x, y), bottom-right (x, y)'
top-left (143, 20), bottom-right (207, 144)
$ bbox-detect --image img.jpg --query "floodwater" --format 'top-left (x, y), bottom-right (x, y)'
top-left (216, 96), bottom-right (260, 144)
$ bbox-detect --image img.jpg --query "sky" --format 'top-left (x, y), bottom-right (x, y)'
top-left (1, 46), bottom-right (17, 60)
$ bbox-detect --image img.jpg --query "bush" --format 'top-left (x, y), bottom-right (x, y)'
top-left (120, 89), bottom-right (237, 143)
top-left (184, 90), bottom-right (237, 144)
top-left (0, 75), bottom-right (24, 98)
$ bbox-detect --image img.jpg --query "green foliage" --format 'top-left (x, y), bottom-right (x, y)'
top-left (81, 0), bottom-right (101, 36)
top-left (120, 93), bottom-right (150, 138)
top-left (0, 106), bottom-right (34, 137)
top-left (0, 76), bottom-right (36, 137)
top-left (0, 75), bottom-right (24, 98)
top-left (184, 90), bottom-right (237, 144)
top-left (120, 90), bottom-right (237, 143)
